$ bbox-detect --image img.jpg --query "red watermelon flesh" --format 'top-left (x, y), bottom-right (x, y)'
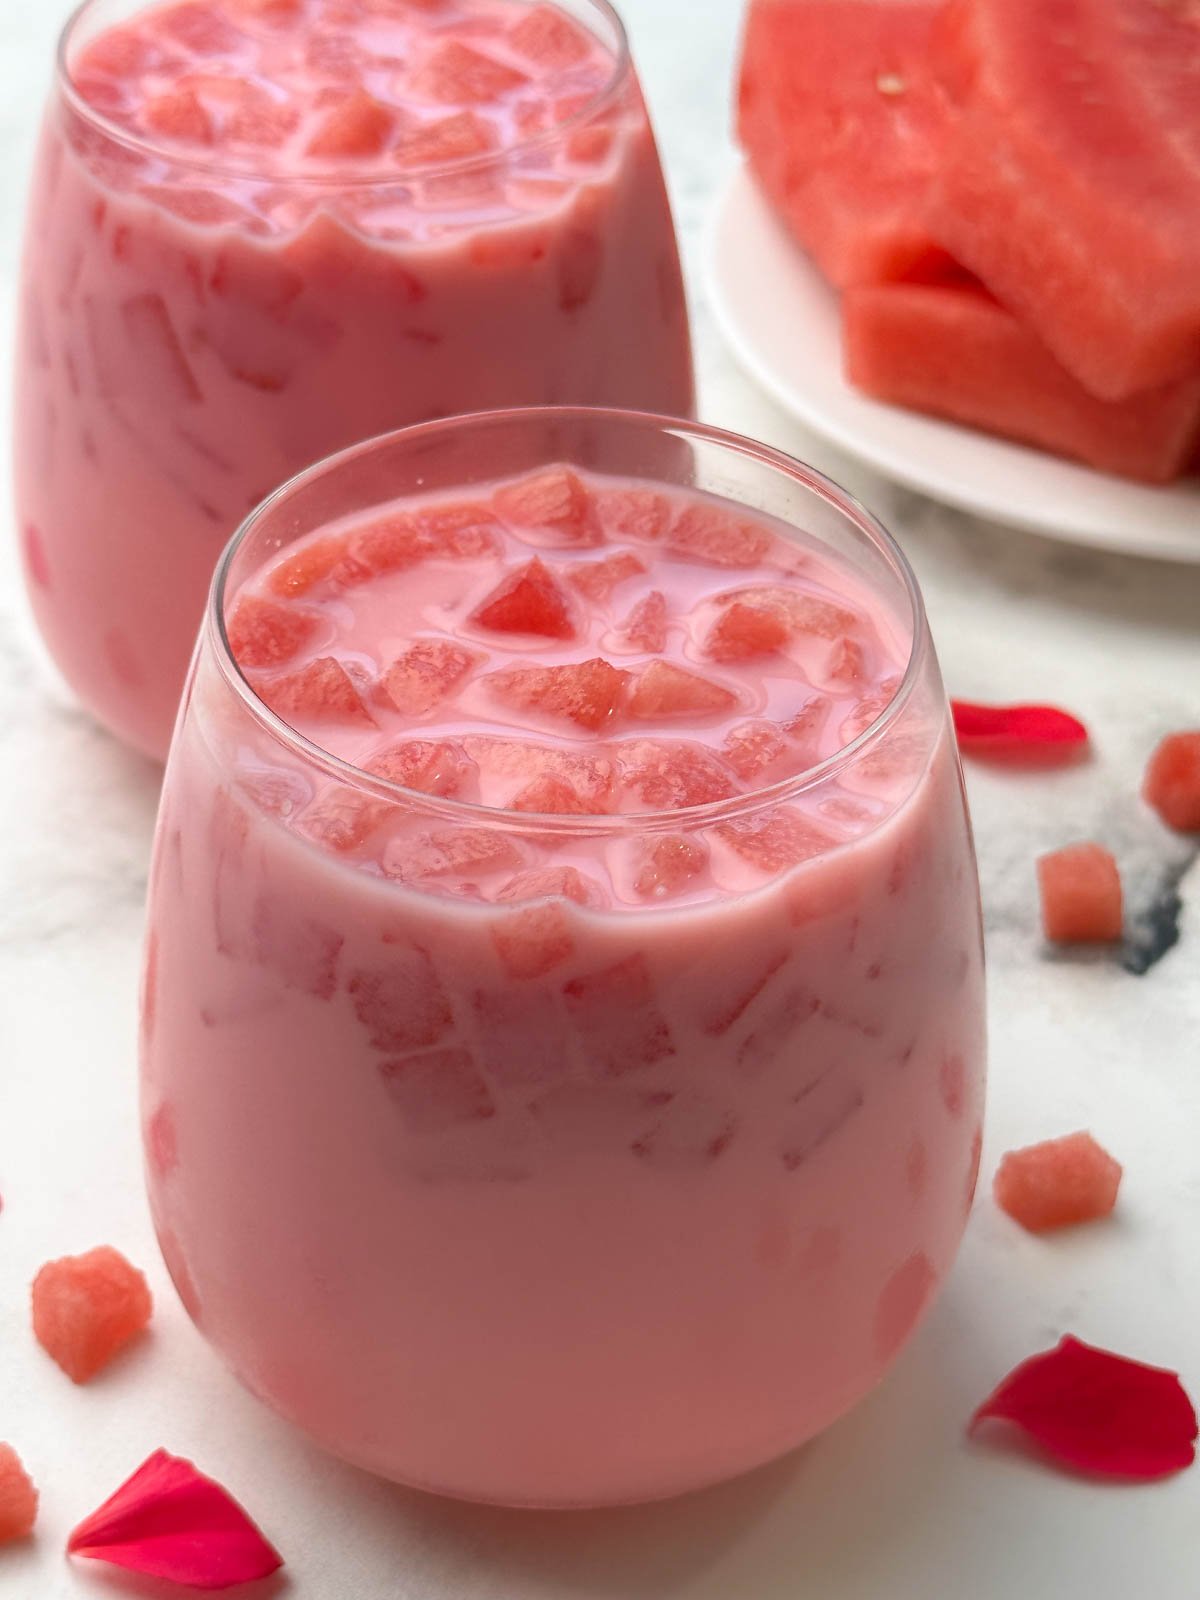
top-left (844, 283), bottom-right (1200, 483)
top-left (928, 0), bottom-right (1200, 399)
top-left (737, 0), bottom-right (954, 288)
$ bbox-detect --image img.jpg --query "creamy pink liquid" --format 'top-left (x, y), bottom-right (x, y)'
top-left (16, 0), bottom-right (691, 758)
top-left (143, 467), bottom-right (985, 1505)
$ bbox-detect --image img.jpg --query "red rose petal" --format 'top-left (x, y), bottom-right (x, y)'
top-left (970, 1335), bottom-right (1198, 1480)
top-left (68, 1449), bottom-right (283, 1589)
top-left (951, 700), bottom-right (1089, 763)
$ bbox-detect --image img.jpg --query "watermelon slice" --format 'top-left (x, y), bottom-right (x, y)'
top-left (928, 0), bottom-right (1200, 399)
top-left (737, 0), bottom-right (953, 287)
top-left (994, 1130), bottom-right (1122, 1233)
top-left (844, 283), bottom-right (1200, 482)
top-left (1143, 731), bottom-right (1200, 833)
top-left (1037, 842), bottom-right (1123, 944)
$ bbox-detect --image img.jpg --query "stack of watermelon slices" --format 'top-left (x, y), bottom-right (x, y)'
top-left (736, 0), bottom-right (1200, 483)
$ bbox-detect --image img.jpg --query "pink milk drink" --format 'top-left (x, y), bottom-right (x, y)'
top-left (142, 410), bottom-right (986, 1507)
top-left (15, 0), bottom-right (691, 759)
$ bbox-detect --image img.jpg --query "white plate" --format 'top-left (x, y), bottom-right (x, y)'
top-left (704, 165), bottom-right (1200, 564)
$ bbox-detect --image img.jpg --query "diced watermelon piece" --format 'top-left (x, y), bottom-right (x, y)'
top-left (617, 739), bottom-right (739, 810)
top-left (667, 503), bottom-right (772, 569)
top-left (348, 950), bottom-right (452, 1051)
top-left (32, 1247), bottom-right (152, 1384)
top-left (144, 87), bottom-right (215, 144)
top-left (388, 827), bottom-right (523, 881)
top-left (267, 533), bottom-right (363, 597)
top-left (492, 902), bottom-right (575, 978)
top-left (827, 637), bottom-right (868, 685)
top-left (629, 660), bottom-right (738, 719)
top-left (563, 954), bottom-right (677, 1077)
top-left (122, 294), bottom-right (201, 404)
top-left (306, 89), bottom-right (395, 157)
top-left (413, 40), bottom-right (530, 105)
top-left (994, 1131), bottom-right (1123, 1233)
top-left (567, 552), bottom-right (646, 602)
top-left (250, 897), bottom-right (344, 998)
top-left (299, 786), bottom-right (396, 853)
top-left (1143, 731), bottom-right (1200, 832)
top-left (261, 656), bottom-right (375, 726)
top-left (368, 739), bottom-right (475, 797)
top-left (1037, 842), bottom-right (1123, 943)
top-left (382, 639), bottom-right (476, 714)
top-left (717, 810), bottom-right (835, 873)
top-left (498, 866), bottom-right (600, 905)
top-left (785, 694), bottom-right (831, 749)
top-left (597, 487), bottom-right (672, 542)
top-left (622, 590), bottom-right (668, 652)
top-left (464, 736), bottom-right (616, 810)
top-left (77, 29), bottom-right (159, 80)
top-left (928, 0), bottom-right (1200, 398)
top-left (510, 774), bottom-right (592, 814)
top-left (737, 0), bottom-right (952, 286)
top-left (230, 0), bottom-right (301, 20)
top-left (705, 601), bottom-right (790, 662)
top-left (227, 594), bottom-right (318, 669)
top-left (844, 283), bottom-right (1200, 483)
top-left (486, 658), bottom-right (629, 731)
top-left (378, 1048), bottom-right (494, 1133)
top-left (470, 557), bottom-right (576, 639)
top-left (474, 988), bottom-right (571, 1086)
top-left (155, 1), bottom-right (240, 53)
top-left (350, 514), bottom-right (428, 579)
top-left (633, 1093), bottom-right (738, 1170)
top-left (493, 468), bottom-right (602, 547)
top-left (632, 835), bottom-right (709, 898)
top-left (723, 721), bottom-right (790, 781)
top-left (0, 1445), bottom-right (37, 1544)
top-left (399, 111), bottom-right (497, 167)
top-left (874, 1250), bottom-right (936, 1363)
top-left (415, 501), bottom-right (502, 558)
top-left (721, 584), bottom-right (859, 641)
top-left (509, 5), bottom-right (591, 68)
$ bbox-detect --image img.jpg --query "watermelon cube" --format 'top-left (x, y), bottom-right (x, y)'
top-left (121, 294), bottom-right (201, 404)
top-left (262, 656), bottom-right (375, 726)
top-left (705, 600), bottom-right (790, 663)
top-left (464, 735), bottom-right (616, 810)
top-left (629, 660), bottom-right (738, 719)
top-left (566, 551), bottom-right (646, 602)
top-left (486, 658), bottom-right (629, 731)
top-left (617, 739), bottom-right (739, 811)
top-left (632, 835), bottom-right (709, 898)
top-left (155, 1), bottom-right (239, 54)
top-left (348, 950), bottom-right (452, 1052)
top-left (299, 786), bottom-right (396, 853)
top-left (32, 1247), bottom-right (152, 1383)
top-left (227, 593), bottom-right (318, 669)
top-left (827, 637), bottom-right (868, 686)
top-left (493, 468), bottom-right (602, 547)
top-left (388, 827), bottom-right (523, 882)
top-left (492, 901), bottom-right (576, 979)
top-left (723, 721), bottom-right (790, 781)
top-left (667, 503), bottom-right (771, 569)
top-left (510, 774), bottom-right (592, 814)
top-left (415, 501), bottom-right (502, 558)
top-left (509, 5), bottom-right (591, 68)
top-left (382, 639), bottom-right (476, 714)
top-left (843, 283), bottom-right (1200, 483)
top-left (378, 1048), bottom-right (495, 1133)
top-left (563, 954), bottom-right (677, 1077)
top-left (470, 557), bottom-right (576, 639)
top-left (993, 1130), bottom-right (1122, 1232)
top-left (351, 514), bottom-right (429, 578)
top-left (144, 87), bottom-right (215, 144)
top-left (597, 487), bottom-right (671, 542)
top-left (399, 111), bottom-right (497, 167)
top-left (929, 0), bottom-right (1200, 399)
top-left (1143, 731), bottom-right (1200, 833)
top-left (498, 866), bottom-right (599, 905)
top-left (622, 590), bottom-right (668, 652)
top-left (306, 89), bottom-right (395, 157)
top-left (266, 533), bottom-right (361, 598)
top-left (413, 41), bottom-right (530, 105)
top-left (737, 0), bottom-right (952, 287)
top-left (717, 810), bottom-right (834, 873)
top-left (0, 1446), bottom-right (37, 1545)
top-left (1037, 842), bottom-right (1123, 944)
top-left (368, 739), bottom-right (475, 797)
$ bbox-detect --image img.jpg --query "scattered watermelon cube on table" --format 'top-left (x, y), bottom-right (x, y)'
top-left (1037, 843), bottom-right (1123, 945)
top-left (994, 1131), bottom-right (1122, 1233)
top-left (32, 1246), bottom-right (153, 1384)
top-left (737, 0), bottom-right (953, 287)
top-left (1143, 732), bottom-right (1200, 834)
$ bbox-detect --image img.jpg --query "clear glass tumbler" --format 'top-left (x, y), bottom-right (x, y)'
top-left (15, 0), bottom-right (692, 758)
top-left (142, 408), bottom-right (985, 1508)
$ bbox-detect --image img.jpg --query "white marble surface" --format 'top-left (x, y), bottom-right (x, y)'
top-left (2, 4), bottom-right (1199, 1597)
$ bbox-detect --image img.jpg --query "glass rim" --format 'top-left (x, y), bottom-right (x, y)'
top-left (56, 0), bottom-right (633, 188)
top-left (207, 405), bottom-right (933, 838)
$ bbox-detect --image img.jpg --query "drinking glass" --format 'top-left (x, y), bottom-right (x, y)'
top-left (142, 407), bottom-right (985, 1508)
top-left (15, 0), bottom-right (692, 758)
